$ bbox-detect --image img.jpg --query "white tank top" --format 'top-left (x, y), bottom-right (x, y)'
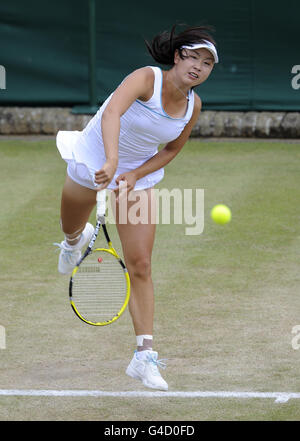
top-left (58, 66), bottom-right (195, 190)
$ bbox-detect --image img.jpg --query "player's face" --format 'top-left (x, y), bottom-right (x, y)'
top-left (174, 48), bottom-right (215, 86)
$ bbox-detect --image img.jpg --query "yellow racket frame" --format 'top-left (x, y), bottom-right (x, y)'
top-left (70, 242), bottom-right (130, 326)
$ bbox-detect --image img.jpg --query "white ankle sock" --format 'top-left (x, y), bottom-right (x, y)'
top-left (136, 335), bottom-right (153, 352)
top-left (65, 233), bottom-right (82, 246)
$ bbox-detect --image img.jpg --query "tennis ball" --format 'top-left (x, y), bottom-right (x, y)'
top-left (211, 204), bottom-right (232, 225)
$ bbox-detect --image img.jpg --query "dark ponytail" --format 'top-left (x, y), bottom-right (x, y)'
top-left (145, 23), bottom-right (216, 66)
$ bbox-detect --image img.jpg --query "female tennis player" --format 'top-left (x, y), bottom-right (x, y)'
top-left (55, 24), bottom-right (218, 391)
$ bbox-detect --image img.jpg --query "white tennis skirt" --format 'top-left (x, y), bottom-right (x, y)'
top-left (56, 130), bottom-right (164, 191)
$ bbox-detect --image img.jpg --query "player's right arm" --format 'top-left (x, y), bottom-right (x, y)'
top-left (94, 67), bottom-right (154, 189)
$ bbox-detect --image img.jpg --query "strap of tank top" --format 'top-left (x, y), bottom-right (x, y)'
top-left (186, 89), bottom-right (195, 121)
top-left (142, 66), bottom-right (161, 105)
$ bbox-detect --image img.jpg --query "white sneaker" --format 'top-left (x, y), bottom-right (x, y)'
top-left (54, 222), bottom-right (94, 275)
top-left (126, 350), bottom-right (168, 391)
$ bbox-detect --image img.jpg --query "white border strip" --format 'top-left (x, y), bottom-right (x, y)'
top-left (0, 389), bottom-right (299, 403)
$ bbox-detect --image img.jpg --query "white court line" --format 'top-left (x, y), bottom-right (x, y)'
top-left (0, 389), bottom-right (299, 403)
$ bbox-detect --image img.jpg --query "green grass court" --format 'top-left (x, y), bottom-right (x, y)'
top-left (0, 137), bottom-right (300, 421)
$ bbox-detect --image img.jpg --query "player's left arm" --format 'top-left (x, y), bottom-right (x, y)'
top-left (132, 93), bottom-right (202, 181)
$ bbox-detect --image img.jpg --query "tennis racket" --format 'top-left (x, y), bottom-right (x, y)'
top-left (69, 190), bottom-right (130, 326)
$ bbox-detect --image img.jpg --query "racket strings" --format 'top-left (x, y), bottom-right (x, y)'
top-left (71, 252), bottom-right (127, 323)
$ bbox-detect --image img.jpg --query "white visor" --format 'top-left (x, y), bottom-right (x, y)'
top-left (181, 40), bottom-right (219, 63)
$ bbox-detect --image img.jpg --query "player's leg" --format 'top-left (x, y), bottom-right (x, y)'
top-left (55, 175), bottom-right (96, 274)
top-left (112, 188), bottom-right (156, 337)
top-left (60, 175), bottom-right (96, 244)
top-left (111, 188), bottom-right (168, 390)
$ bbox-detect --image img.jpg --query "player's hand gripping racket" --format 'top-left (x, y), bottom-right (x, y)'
top-left (69, 190), bottom-right (130, 326)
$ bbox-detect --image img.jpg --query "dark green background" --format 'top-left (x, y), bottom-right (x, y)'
top-left (0, 0), bottom-right (299, 110)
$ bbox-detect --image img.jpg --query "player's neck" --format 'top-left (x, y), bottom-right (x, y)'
top-left (164, 70), bottom-right (190, 101)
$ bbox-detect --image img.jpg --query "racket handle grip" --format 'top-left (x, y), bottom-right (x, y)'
top-left (96, 189), bottom-right (107, 218)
